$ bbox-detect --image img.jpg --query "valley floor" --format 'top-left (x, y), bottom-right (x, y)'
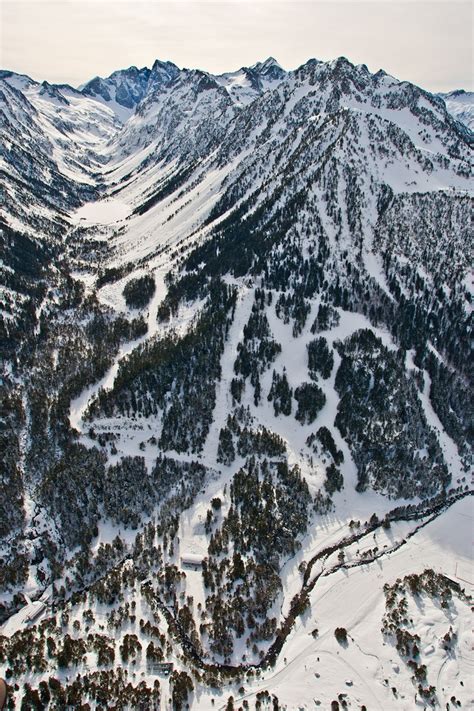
top-left (1, 495), bottom-right (472, 710)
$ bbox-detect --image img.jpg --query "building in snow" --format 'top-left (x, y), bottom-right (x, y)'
top-left (147, 662), bottom-right (174, 676)
top-left (25, 601), bottom-right (46, 623)
top-left (180, 554), bottom-right (203, 570)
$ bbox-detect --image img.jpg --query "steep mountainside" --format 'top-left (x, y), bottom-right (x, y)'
top-left (438, 89), bottom-right (474, 130)
top-left (0, 56), bottom-right (472, 710)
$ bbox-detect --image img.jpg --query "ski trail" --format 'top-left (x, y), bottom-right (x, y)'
top-left (417, 366), bottom-right (463, 481)
top-left (69, 267), bottom-right (167, 432)
top-left (200, 283), bottom-right (255, 466)
top-left (69, 330), bottom-right (149, 431)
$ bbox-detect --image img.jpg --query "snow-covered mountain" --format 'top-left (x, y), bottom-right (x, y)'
top-left (438, 88), bottom-right (474, 130)
top-left (80, 60), bottom-right (181, 122)
top-left (0, 56), bottom-right (473, 710)
top-left (214, 57), bottom-right (286, 106)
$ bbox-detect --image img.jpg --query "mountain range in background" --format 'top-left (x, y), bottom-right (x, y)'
top-left (2, 56), bottom-right (473, 126)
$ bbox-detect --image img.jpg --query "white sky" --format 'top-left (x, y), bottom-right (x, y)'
top-left (1, 0), bottom-right (472, 92)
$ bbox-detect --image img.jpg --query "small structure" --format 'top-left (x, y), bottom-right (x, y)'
top-left (0, 599), bottom-right (47, 636)
top-left (147, 662), bottom-right (174, 676)
top-left (25, 601), bottom-right (46, 623)
top-left (180, 554), bottom-right (203, 570)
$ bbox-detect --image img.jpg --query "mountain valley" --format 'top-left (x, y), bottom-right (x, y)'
top-left (0, 55), bottom-right (473, 710)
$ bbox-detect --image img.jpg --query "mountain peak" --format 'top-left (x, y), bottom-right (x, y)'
top-left (250, 56), bottom-right (285, 79)
top-left (254, 56), bottom-right (280, 69)
top-left (39, 80), bottom-right (70, 105)
top-left (150, 58), bottom-right (180, 77)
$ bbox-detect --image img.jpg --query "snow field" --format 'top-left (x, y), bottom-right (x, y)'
top-left (206, 497), bottom-right (473, 710)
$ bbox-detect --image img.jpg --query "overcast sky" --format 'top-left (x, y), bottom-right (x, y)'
top-left (1, 0), bottom-right (472, 92)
